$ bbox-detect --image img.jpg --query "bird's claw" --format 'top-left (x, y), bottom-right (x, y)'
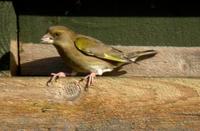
top-left (46, 72), bottom-right (67, 86)
top-left (46, 77), bottom-right (53, 86)
top-left (78, 72), bottom-right (96, 91)
top-left (47, 72), bottom-right (97, 92)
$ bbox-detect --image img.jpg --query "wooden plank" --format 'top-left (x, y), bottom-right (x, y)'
top-left (0, 1), bottom-right (17, 76)
top-left (18, 43), bottom-right (200, 77)
top-left (0, 77), bottom-right (200, 130)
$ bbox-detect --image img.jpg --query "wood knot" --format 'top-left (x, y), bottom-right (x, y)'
top-left (46, 81), bottom-right (82, 101)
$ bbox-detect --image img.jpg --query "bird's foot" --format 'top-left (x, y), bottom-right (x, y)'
top-left (47, 72), bottom-right (97, 91)
top-left (78, 72), bottom-right (96, 91)
top-left (47, 72), bottom-right (70, 86)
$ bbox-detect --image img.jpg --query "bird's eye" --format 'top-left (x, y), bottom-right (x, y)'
top-left (54, 32), bottom-right (60, 37)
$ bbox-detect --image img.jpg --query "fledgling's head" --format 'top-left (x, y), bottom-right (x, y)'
top-left (41, 25), bottom-right (76, 44)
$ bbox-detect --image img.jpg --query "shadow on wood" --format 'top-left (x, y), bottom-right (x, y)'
top-left (0, 52), bottom-right (10, 70)
top-left (21, 56), bottom-right (128, 76)
top-left (15, 43), bottom-right (200, 77)
top-left (21, 56), bottom-right (69, 76)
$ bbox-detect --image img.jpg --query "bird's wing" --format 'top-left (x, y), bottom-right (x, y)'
top-left (74, 35), bottom-right (129, 63)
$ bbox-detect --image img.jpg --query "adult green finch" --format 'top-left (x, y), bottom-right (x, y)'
top-left (41, 26), bottom-right (157, 88)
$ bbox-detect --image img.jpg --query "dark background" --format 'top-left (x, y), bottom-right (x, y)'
top-left (13, 0), bottom-right (200, 16)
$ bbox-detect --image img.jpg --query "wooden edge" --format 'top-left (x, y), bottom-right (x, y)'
top-left (10, 40), bottom-right (18, 76)
top-left (19, 43), bottom-right (200, 77)
top-left (0, 77), bottom-right (200, 130)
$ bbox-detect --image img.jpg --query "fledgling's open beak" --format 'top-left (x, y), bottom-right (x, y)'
top-left (41, 33), bottom-right (54, 44)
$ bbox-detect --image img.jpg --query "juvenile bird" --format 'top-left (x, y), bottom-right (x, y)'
top-left (41, 25), bottom-right (157, 89)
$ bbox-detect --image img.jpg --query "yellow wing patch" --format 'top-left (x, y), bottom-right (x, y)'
top-left (104, 53), bottom-right (128, 63)
top-left (75, 36), bottom-right (128, 63)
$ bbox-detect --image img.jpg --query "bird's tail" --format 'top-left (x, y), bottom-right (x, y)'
top-left (127, 50), bottom-right (157, 62)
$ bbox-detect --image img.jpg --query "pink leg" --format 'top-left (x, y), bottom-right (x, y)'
top-left (47, 72), bottom-right (70, 86)
top-left (79, 72), bottom-right (96, 90)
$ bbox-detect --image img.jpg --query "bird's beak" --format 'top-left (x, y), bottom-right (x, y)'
top-left (41, 33), bottom-right (54, 44)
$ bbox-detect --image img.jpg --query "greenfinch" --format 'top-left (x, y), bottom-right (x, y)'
top-left (41, 25), bottom-right (157, 88)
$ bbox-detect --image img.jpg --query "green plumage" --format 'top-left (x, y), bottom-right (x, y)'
top-left (75, 36), bottom-right (129, 63)
top-left (41, 25), bottom-right (157, 75)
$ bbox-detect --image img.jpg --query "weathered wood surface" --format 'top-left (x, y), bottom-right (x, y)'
top-left (18, 43), bottom-right (200, 77)
top-left (0, 77), bottom-right (200, 130)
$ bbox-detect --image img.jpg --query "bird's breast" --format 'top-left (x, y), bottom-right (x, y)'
top-left (54, 44), bottom-right (116, 74)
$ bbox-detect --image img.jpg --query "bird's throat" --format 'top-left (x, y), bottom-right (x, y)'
top-left (53, 42), bottom-right (87, 72)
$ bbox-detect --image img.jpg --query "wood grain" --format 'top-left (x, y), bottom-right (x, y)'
top-left (0, 77), bottom-right (200, 130)
top-left (19, 43), bottom-right (200, 77)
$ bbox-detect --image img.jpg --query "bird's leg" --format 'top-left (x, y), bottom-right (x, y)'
top-left (47, 72), bottom-right (73, 86)
top-left (78, 72), bottom-right (96, 90)
top-left (85, 72), bottom-right (96, 87)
